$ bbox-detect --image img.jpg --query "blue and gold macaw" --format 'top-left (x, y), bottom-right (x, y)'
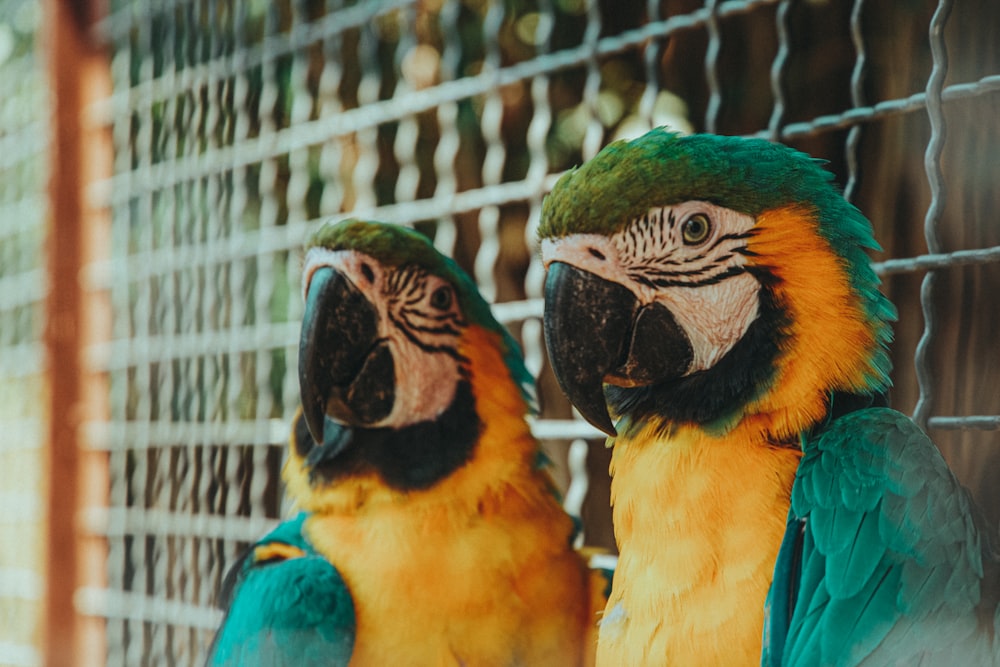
top-left (537, 129), bottom-right (1000, 665)
top-left (208, 220), bottom-right (608, 666)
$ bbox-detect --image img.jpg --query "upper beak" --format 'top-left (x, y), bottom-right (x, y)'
top-left (542, 262), bottom-right (693, 436)
top-left (298, 266), bottom-right (395, 459)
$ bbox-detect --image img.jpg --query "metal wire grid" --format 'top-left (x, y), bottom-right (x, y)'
top-left (72, 0), bottom-right (1000, 664)
top-left (0, 0), bottom-right (49, 665)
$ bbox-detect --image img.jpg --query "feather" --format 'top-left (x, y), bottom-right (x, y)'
top-left (824, 508), bottom-right (885, 599)
top-left (534, 131), bottom-right (996, 665)
top-left (820, 563), bottom-right (898, 667)
top-left (206, 515), bottom-right (356, 667)
top-left (770, 408), bottom-right (1000, 665)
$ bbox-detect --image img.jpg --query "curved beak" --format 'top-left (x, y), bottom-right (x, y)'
top-left (298, 266), bottom-right (395, 459)
top-left (543, 262), bottom-right (693, 436)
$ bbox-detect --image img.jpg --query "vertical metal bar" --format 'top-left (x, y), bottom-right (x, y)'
top-left (198, 24), bottom-right (239, 618)
top-left (249, 1), bottom-right (280, 605)
top-left (580, 0), bottom-right (603, 160)
top-left (431, 0), bottom-right (462, 258)
top-left (43, 10), bottom-right (83, 661)
top-left (637, 0), bottom-right (662, 131)
top-left (767, 0), bottom-right (792, 141)
top-left (523, 0), bottom-right (554, 305)
top-left (350, 21), bottom-right (382, 211)
top-left (42, 1), bottom-right (110, 666)
top-left (843, 0), bottom-right (866, 203)
top-left (220, 0), bottom-right (252, 642)
top-left (191, 0), bottom-right (219, 628)
top-left (182, 5), bottom-right (212, 660)
top-left (317, 1), bottom-right (346, 218)
top-left (104, 9), bottom-right (134, 663)
top-left (251, 1), bottom-right (280, 532)
top-left (562, 439), bottom-right (590, 547)
top-left (151, 6), bottom-right (179, 659)
top-left (912, 0), bottom-right (953, 428)
top-left (475, 0), bottom-right (506, 304)
top-left (393, 6), bottom-right (420, 214)
top-left (521, 0), bottom-right (553, 414)
top-left (281, 0), bottom-right (313, 440)
top-left (126, 4), bottom-right (155, 661)
top-left (160, 5), bottom-right (181, 390)
top-left (703, 0), bottom-right (722, 134)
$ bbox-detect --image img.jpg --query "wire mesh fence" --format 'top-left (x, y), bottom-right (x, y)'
top-left (0, 0), bottom-right (998, 664)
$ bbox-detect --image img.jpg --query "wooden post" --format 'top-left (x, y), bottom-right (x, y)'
top-left (43, 1), bottom-right (110, 666)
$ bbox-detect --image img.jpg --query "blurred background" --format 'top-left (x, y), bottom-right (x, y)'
top-left (0, 0), bottom-right (998, 664)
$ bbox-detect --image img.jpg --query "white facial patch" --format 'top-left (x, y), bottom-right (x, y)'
top-left (663, 272), bottom-right (759, 372)
top-left (542, 201), bottom-right (761, 376)
top-left (302, 247), bottom-right (466, 428)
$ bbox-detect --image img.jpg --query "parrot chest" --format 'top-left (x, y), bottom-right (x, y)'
top-left (304, 487), bottom-right (595, 667)
top-left (599, 426), bottom-right (801, 666)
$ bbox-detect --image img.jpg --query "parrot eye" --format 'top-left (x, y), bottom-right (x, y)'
top-left (681, 213), bottom-right (712, 245)
top-left (429, 285), bottom-right (453, 311)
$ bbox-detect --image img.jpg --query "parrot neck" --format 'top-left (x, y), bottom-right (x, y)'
top-left (607, 286), bottom-right (788, 434)
top-left (303, 380), bottom-right (482, 492)
top-left (293, 325), bottom-right (555, 519)
top-left (301, 326), bottom-right (598, 665)
top-left (599, 421), bottom-right (801, 664)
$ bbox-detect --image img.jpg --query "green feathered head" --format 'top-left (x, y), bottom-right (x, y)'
top-left (541, 130), bottom-right (876, 246)
top-left (539, 130), bottom-right (896, 436)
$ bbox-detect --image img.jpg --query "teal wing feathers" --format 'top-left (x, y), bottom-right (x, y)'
top-left (206, 513), bottom-right (356, 666)
top-left (763, 407), bottom-right (999, 666)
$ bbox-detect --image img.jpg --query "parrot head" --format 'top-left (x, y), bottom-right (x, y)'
top-left (291, 219), bottom-right (533, 501)
top-left (539, 130), bottom-right (895, 439)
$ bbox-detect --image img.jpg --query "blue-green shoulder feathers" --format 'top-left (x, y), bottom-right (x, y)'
top-left (206, 513), bottom-right (356, 666)
top-left (764, 408), bottom-right (999, 666)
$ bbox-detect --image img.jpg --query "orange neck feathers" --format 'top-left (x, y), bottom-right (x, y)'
top-left (741, 204), bottom-right (882, 441)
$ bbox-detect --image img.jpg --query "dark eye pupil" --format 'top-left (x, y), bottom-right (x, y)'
top-left (431, 287), bottom-right (452, 310)
top-left (683, 215), bottom-right (710, 243)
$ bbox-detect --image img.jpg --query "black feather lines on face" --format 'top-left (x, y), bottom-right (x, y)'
top-left (618, 210), bottom-right (756, 290)
top-left (386, 264), bottom-right (468, 363)
top-left (299, 263), bottom-right (481, 491)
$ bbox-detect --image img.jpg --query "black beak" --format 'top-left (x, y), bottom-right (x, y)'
top-left (543, 262), bottom-right (693, 436)
top-left (298, 266), bottom-right (395, 458)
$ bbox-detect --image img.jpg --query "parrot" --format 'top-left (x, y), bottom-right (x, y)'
top-left (207, 219), bottom-right (609, 666)
top-left (537, 128), bottom-right (1000, 665)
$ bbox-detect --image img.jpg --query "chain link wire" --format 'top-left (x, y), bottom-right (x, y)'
top-left (82, 1), bottom-right (1000, 662)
